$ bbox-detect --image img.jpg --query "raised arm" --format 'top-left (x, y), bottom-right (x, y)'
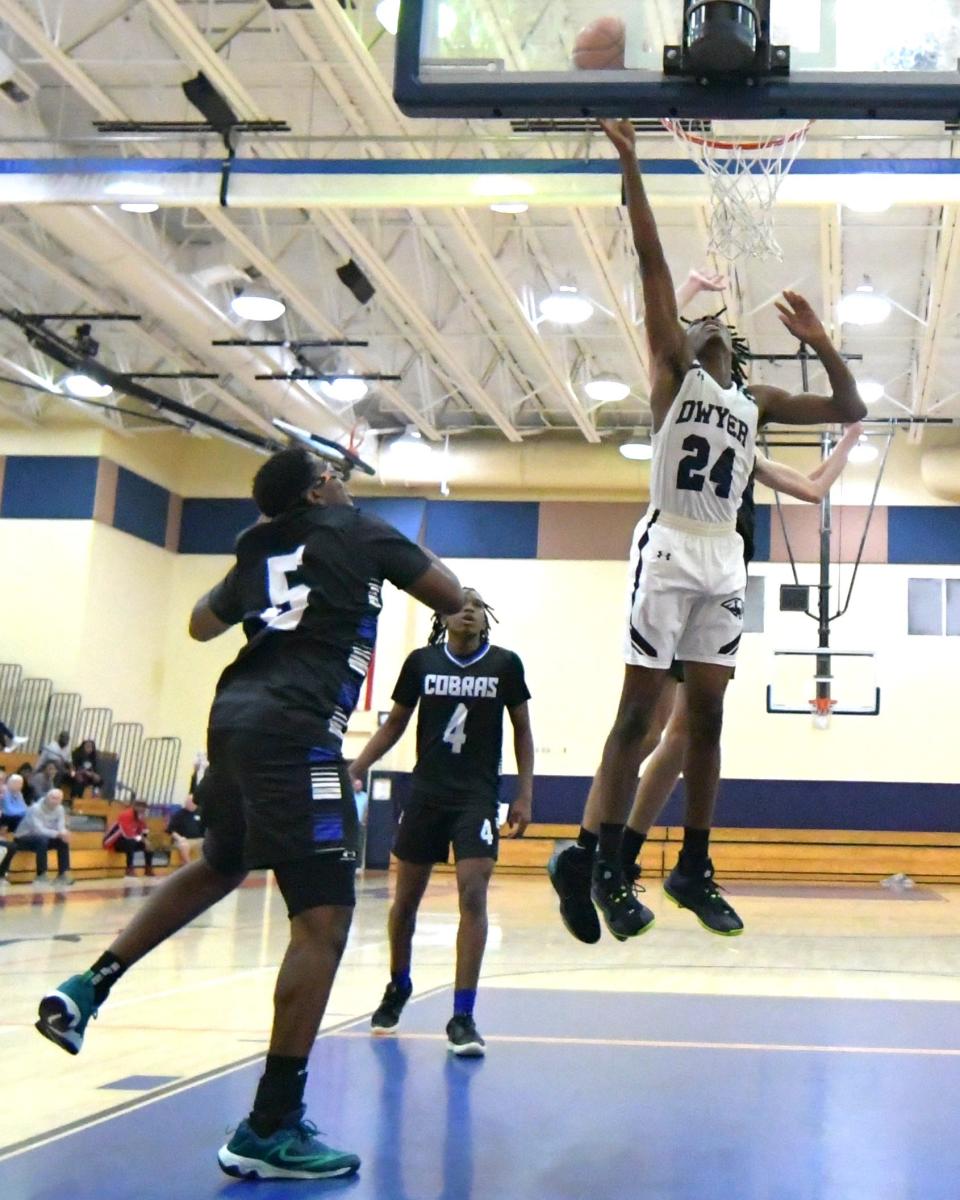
top-left (348, 703), bottom-right (415, 783)
top-left (754, 291), bottom-right (867, 426)
top-left (602, 120), bottom-right (690, 424)
top-left (404, 550), bottom-right (463, 616)
top-left (753, 422), bottom-right (863, 503)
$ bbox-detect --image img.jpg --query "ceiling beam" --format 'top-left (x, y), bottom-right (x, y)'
top-left (911, 204), bottom-right (960, 443)
top-left (143, 0), bottom-right (520, 441)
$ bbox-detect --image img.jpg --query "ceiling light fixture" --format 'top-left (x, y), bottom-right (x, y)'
top-left (318, 376), bottom-right (369, 404)
top-left (490, 202), bottom-right (529, 214)
top-left (585, 378), bottom-right (631, 404)
top-left (230, 285), bottom-right (286, 322)
top-left (838, 278), bottom-right (891, 326)
top-left (848, 437), bottom-right (879, 464)
top-left (619, 440), bottom-right (653, 462)
top-left (856, 379), bottom-right (885, 405)
top-left (61, 373), bottom-right (113, 399)
top-left (120, 201), bottom-right (159, 214)
top-left (841, 175), bottom-right (893, 214)
top-left (539, 285), bottom-right (594, 326)
top-left (376, 0), bottom-right (455, 36)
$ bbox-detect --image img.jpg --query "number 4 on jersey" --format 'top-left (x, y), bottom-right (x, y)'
top-left (442, 702), bottom-right (469, 754)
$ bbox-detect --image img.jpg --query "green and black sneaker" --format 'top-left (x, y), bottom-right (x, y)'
top-left (218, 1112), bottom-right (360, 1181)
top-left (36, 972), bottom-right (98, 1055)
top-left (591, 858), bottom-right (655, 942)
top-left (371, 980), bottom-right (412, 1035)
top-left (664, 858), bottom-right (744, 936)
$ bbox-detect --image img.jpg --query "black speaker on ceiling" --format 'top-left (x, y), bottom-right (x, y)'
top-left (336, 259), bottom-right (376, 305)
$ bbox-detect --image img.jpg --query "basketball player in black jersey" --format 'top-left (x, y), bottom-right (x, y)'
top-left (36, 447), bottom-right (463, 1182)
top-left (549, 117), bottom-right (866, 946)
top-left (349, 587), bottom-right (533, 1057)
top-left (553, 426), bottom-right (863, 941)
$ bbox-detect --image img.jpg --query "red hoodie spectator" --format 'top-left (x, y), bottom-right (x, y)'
top-left (103, 799), bottom-right (154, 877)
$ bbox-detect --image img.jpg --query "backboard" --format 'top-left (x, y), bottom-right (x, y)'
top-left (395, 0), bottom-right (960, 121)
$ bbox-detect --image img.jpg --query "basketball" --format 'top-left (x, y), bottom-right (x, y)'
top-left (572, 17), bottom-right (626, 71)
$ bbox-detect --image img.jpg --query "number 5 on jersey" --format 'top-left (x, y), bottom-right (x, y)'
top-left (442, 702), bottom-right (469, 754)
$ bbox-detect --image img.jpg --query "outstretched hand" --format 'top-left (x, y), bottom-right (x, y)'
top-left (687, 268), bottom-right (727, 294)
top-left (600, 118), bottom-right (636, 156)
top-left (774, 290), bottom-right (828, 344)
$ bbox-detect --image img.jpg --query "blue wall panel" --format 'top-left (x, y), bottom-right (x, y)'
top-left (424, 500), bottom-right (539, 559)
top-left (752, 504), bottom-right (771, 562)
top-left (113, 467), bottom-right (169, 548)
top-left (1, 455), bottom-right (98, 519)
top-left (178, 498), bottom-right (259, 554)
top-left (357, 498), bottom-right (426, 543)
top-left (888, 506), bottom-right (960, 565)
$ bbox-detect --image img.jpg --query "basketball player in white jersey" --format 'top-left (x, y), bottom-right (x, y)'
top-left (549, 118), bottom-right (867, 942)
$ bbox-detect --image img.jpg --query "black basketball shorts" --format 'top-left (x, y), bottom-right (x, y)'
top-left (198, 729), bottom-right (359, 916)
top-left (393, 791), bottom-right (499, 865)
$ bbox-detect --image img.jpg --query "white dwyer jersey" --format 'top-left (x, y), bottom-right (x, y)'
top-left (649, 364), bottom-right (758, 527)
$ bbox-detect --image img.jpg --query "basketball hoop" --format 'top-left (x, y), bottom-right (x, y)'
top-left (809, 696), bottom-right (836, 731)
top-left (662, 119), bottom-right (812, 262)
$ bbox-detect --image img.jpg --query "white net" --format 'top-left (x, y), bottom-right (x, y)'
top-left (662, 120), bottom-right (811, 262)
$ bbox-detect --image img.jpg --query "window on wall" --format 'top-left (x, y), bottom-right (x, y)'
top-left (908, 578), bottom-right (960, 636)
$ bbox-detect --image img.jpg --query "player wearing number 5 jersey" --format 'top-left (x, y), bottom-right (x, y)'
top-left (549, 118), bottom-right (867, 946)
top-left (350, 587), bottom-right (533, 1057)
top-left (36, 447), bottom-right (463, 1183)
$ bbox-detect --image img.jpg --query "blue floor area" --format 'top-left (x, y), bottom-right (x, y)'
top-left (6, 988), bottom-right (960, 1200)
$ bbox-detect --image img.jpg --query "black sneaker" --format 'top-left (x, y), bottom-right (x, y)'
top-left (446, 1014), bottom-right (485, 1057)
top-left (591, 859), bottom-right (655, 942)
top-left (547, 846), bottom-right (601, 944)
top-left (663, 858), bottom-right (744, 936)
top-left (370, 981), bottom-right (412, 1035)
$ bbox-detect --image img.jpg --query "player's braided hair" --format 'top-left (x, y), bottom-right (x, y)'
top-left (682, 308), bottom-right (750, 388)
top-left (427, 588), bottom-right (498, 648)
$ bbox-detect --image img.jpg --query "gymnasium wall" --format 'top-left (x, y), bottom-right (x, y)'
top-left (2, 422), bottom-right (960, 828)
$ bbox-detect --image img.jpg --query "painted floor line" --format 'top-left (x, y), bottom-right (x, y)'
top-left (332, 1030), bottom-right (960, 1057)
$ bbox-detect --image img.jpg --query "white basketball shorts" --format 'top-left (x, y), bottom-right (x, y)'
top-left (622, 509), bottom-right (746, 669)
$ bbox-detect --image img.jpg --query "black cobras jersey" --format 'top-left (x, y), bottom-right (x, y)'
top-left (393, 643), bottom-right (530, 806)
top-left (206, 503), bottom-right (430, 746)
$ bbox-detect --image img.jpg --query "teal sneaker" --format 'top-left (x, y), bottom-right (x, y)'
top-left (218, 1114), bottom-right (361, 1181)
top-left (36, 972), bottom-right (98, 1055)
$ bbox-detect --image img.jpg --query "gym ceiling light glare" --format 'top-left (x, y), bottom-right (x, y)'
top-left (842, 175), bottom-right (893, 214)
top-left (230, 286), bottom-right (286, 323)
top-left (61, 373), bottom-right (113, 399)
top-left (539, 286), bottom-right (594, 325)
top-left (848, 438), bottom-right (879, 464)
top-left (856, 379), bottom-right (885, 405)
top-left (585, 378), bottom-right (630, 404)
top-left (619, 440), bottom-right (653, 462)
top-left (490, 202), bottom-right (529, 214)
top-left (318, 376), bottom-right (369, 404)
top-left (838, 279), bottom-right (891, 326)
top-left (376, 0), bottom-right (456, 36)
top-left (120, 202), bottom-right (159, 214)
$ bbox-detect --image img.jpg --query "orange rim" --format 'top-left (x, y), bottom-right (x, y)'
top-left (661, 118), bottom-right (813, 152)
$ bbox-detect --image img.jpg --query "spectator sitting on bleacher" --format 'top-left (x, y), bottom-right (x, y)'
top-left (30, 762), bottom-right (59, 803)
top-left (0, 719), bottom-right (27, 750)
top-left (1, 773), bottom-right (28, 833)
top-left (166, 793), bottom-right (204, 866)
top-left (36, 731), bottom-right (74, 783)
top-left (103, 798), bottom-right (155, 878)
top-left (0, 788), bottom-right (72, 889)
top-left (188, 750), bottom-right (208, 796)
top-left (17, 762), bottom-right (37, 803)
top-left (71, 739), bottom-right (103, 799)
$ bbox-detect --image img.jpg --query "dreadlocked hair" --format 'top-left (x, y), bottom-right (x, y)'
top-left (427, 590), bottom-right (498, 647)
top-left (682, 307), bottom-right (751, 389)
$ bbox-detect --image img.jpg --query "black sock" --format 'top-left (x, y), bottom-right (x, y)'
top-left (88, 952), bottom-right (127, 1006)
top-left (598, 823), bottom-right (624, 863)
top-left (250, 1055), bottom-right (309, 1136)
top-left (679, 826), bottom-right (711, 870)
top-left (575, 827), bottom-right (598, 855)
top-left (620, 827), bottom-right (647, 869)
